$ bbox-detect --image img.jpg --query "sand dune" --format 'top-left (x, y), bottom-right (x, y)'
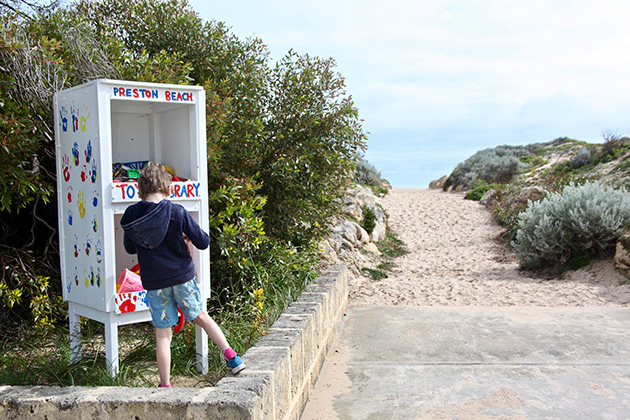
top-left (349, 189), bottom-right (630, 307)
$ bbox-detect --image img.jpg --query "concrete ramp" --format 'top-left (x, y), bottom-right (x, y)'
top-left (302, 306), bottom-right (630, 419)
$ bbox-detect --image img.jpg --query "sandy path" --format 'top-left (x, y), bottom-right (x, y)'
top-left (349, 189), bottom-right (630, 307)
top-left (301, 188), bottom-right (630, 419)
top-left (302, 189), bottom-right (629, 419)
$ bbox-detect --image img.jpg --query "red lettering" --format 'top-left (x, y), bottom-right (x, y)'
top-left (176, 92), bottom-right (183, 101)
top-left (187, 184), bottom-right (195, 197)
top-left (119, 87), bottom-right (126, 97)
top-left (116, 183), bottom-right (127, 199)
top-left (166, 91), bottom-right (171, 101)
top-left (173, 184), bottom-right (181, 197)
top-left (133, 88), bottom-right (139, 98)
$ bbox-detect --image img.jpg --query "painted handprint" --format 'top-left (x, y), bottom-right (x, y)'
top-left (96, 267), bottom-right (101, 287)
top-left (79, 105), bottom-right (90, 133)
top-left (95, 240), bottom-right (102, 263)
top-left (92, 215), bottom-right (99, 233)
top-left (92, 190), bottom-right (99, 207)
top-left (90, 159), bottom-right (98, 183)
top-left (74, 268), bottom-right (79, 286)
top-left (83, 269), bottom-right (89, 287)
top-left (67, 209), bottom-right (73, 226)
top-left (72, 142), bottom-right (80, 166)
top-left (62, 155), bottom-right (71, 182)
top-left (85, 239), bottom-right (91, 256)
top-left (73, 235), bottom-right (79, 257)
top-left (85, 139), bottom-right (92, 163)
top-left (59, 106), bottom-right (68, 132)
top-left (77, 191), bottom-right (86, 219)
top-left (71, 105), bottom-right (79, 132)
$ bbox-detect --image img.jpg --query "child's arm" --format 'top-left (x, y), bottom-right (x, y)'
top-left (182, 211), bottom-right (210, 250)
top-left (123, 233), bottom-right (137, 254)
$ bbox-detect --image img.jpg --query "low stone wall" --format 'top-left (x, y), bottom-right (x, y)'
top-left (0, 265), bottom-right (349, 420)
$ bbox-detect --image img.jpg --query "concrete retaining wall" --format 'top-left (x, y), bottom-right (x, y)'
top-left (0, 264), bottom-right (349, 420)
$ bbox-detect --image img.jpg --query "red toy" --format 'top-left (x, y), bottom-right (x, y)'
top-left (174, 307), bottom-right (185, 333)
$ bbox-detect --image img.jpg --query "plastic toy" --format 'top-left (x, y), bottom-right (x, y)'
top-left (174, 307), bottom-right (185, 333)
top-left (117, 268), bottom-right (144, 293)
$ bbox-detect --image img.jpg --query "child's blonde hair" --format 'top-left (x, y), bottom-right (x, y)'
top-left (137, 162), bottom-right (172, 198)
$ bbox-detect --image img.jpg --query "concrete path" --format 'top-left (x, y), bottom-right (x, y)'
top-left (301, 306), bottom-right (630, 420)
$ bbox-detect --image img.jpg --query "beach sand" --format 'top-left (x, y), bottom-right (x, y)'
top-left (349, 188), bottom-right (630, 307)
top-left (301, 188), bottom-right (630, 418)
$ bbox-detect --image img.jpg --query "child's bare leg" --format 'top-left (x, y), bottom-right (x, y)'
top-left (155, 327), bottom-right (173, 386)
top-left (192, 310), bottom-right (229, 351)
top-left (193, 310), bottom-right (245, 373)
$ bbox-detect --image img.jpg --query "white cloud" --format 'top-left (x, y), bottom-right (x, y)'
top-left (190, 0), bottom-right (630, 187)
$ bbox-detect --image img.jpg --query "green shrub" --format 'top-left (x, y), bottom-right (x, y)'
top-left (260, 51), bottom-right (366, 246)
top-left (465, 184), bottom-right (496, 201)
top-left (569, 147), bottom-right (592, 169)
top-left (360, 267), bottom-right (388, 281)
top-left (361, 228), bottom-right (408, 281)
top-left (447, 145), bottom-right (536, 191)
top-left (207, 177), bottom-right (267, 296)
top-left (369, 185), bottom-right (388, 197)
top-left (512, 181), bottom-right (630, 270)
top-left (442, 175), bottom-right (453, 191)
top-left (491, 184), bottom-right (526, 241)
top-left (361, 205), bottom-right (376, 235)
top-left (355, 154), bottom-right (382, 187)
top-left (0, 246), bottom-right (65, 334)
top-left (519, 154), bottom-right (544, 167)
top-left (595, 133), bottom-right (630, 164)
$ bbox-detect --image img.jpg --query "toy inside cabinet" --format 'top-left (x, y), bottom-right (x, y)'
top-left (54, 79), bottom-right (210, 376)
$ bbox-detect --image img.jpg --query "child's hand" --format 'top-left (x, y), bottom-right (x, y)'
top-left (182, 234), bottom-right (192, 254)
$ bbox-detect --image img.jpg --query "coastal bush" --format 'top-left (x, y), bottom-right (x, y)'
top-left (0, 6), bottom-right (118, 330)
top-left (595, 133), bottom-right (630, 164)
top-left (465, 184), bottom-right (496, 201)
top-left (361, 228), bottom-right (408, 281)
top-left (259, 51), bottom-right (367, 246)
top-left (512, 181), bottom-right (630, 270)
top-left (490, 184), bottom-right (526, 240)
top-left (569, 147), bottom-right (592, 169)
top-left (360, 205), bottom-right (376, 235)
top-left (355, 154), bottom-right (382, 187)
top-left (553, 146), bottom-right (595, 175)
top-left (448, 145), bottom-right (536, 191)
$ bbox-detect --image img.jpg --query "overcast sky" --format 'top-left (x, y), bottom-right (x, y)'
top-left (188, 0), bottom-right (630, 188)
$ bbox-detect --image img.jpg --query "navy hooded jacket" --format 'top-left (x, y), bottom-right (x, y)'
top-left (120, 199), bottom-right (209, 290)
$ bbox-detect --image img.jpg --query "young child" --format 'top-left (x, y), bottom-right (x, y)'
top-left (120, 162), bottom-right (245, 387)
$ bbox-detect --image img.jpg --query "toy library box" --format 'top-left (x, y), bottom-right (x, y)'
top-left (54, 79), bottom-right (210, 372)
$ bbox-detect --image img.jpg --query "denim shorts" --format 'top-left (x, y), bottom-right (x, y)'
top-left (147, 278), bottom-right (203, 329)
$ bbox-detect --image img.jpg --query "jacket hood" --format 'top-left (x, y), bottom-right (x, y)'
top-left (120, 200), bottom-right (172, 249)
